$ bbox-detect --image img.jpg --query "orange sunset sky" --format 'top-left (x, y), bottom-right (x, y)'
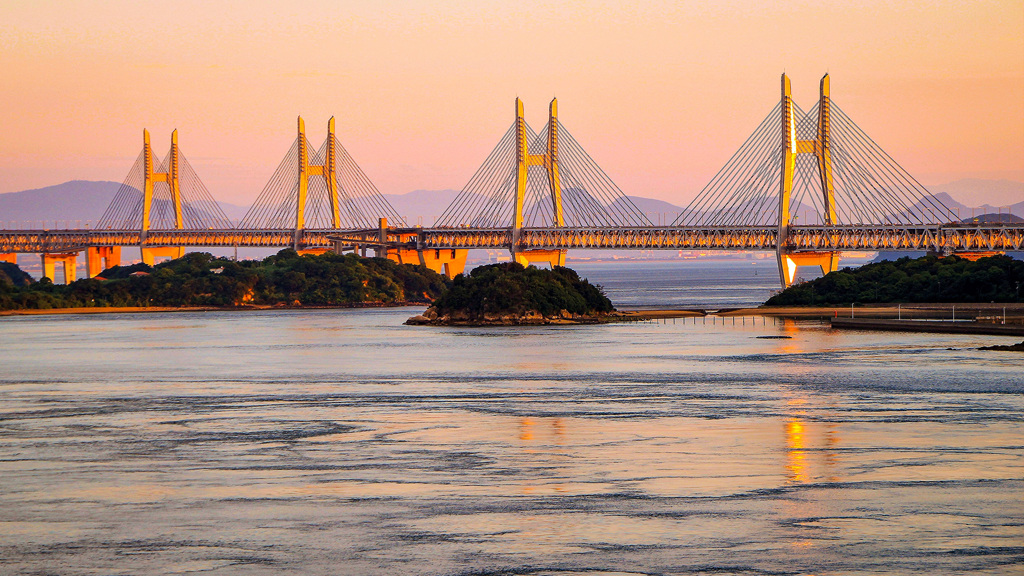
top-left (1, 0), bottom-right (1022, 207)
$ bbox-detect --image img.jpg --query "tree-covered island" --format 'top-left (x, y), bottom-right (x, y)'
top-left (766, 254), bottom-right (1024, 306)
top-left (407, 262), bottom-right (615, 325)
top-left (0, 250), bottom-right (449, 311)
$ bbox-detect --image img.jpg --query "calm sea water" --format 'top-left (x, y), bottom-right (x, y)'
top-left (1, 263), bottom-right (1022, 575)
top-left (572, 259), bottom-right (781, 309)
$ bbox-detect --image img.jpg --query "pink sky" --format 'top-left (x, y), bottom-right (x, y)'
top-left (1, 0), bottom-right (1022, 206)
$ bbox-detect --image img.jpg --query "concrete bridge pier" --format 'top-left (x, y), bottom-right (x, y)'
top-left (777, 251), bottom-right (839, 287)
top-left (41, 252), bottom-right (79, 283)
top-left (380, 245), bottom-right (468, 278)
top-left (418, 248), bottom-right (467, 277)
top-left (513, 249), bottom-right (566, 269)
top-left (86, 246), bottom-right (121, 277)
top-left (1, 253), bottom-right (16, 265)
top-left (141, 246), bottom-right (184, 266)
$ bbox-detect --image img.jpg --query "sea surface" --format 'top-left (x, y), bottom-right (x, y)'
top-left (1, 262), bottom-right (1022, 575)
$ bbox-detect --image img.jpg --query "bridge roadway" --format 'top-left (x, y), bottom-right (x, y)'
top-left (341, 223), bottom-right (1024, 254)
top-left (4, 224), bottom-right (1020, 254)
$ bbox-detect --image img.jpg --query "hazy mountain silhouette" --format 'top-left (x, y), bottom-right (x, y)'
top-left (0, 181), bottom-right (120, 227)
top-left (616, 196), bottom-right (686, 224)
top-left (915, 191), bottom-right (1024, 221)
top-left (382, 189), bottom-right (462, 226)
top-left (0, 180), bottom-right (249, 227)
top-left (2, 179), bottom-right (1020, 229)
top-left (929, 179), bottom-right (1024, 209)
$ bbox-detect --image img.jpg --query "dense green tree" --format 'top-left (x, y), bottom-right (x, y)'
top-left (432, 262), bottom-right (613, 317)
top-left (0, 250), bottom-right (450, 311)
top-left (766, 255), bottom-right (1024, 305)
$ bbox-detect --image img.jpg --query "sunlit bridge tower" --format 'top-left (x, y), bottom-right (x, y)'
top-left (436, 97), bottom-right (649, 266)
top-left (239, 116), bottom-right (406, 252)
top-left (297, 116), bottom-right (340, 231)
top-left (674, 73), bottom-right (956, 287)
top-left (512, 97), bottom-right (567, 267)
top-left (777, 74), bottom-right (840, 287)
top-left (97, 129), bottom-right (232, 267)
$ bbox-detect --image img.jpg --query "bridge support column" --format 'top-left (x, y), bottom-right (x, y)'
top-left (41, 252), bottom-right (79, 284)
top-left (778, 252), bottom-right (839, 287)
top-left (381, 246), bottom-right (467, 278)
top-left (141, 246), bottom-right (184, 266)
top-left (513, 249), bottom-right (566, 269)
top-left (949, 251), bottom-right (1004, 261)
top-left (86, 246), bottom-right (121, 277)
top-left (0, 254), bottom-right (16, 265)
top-left (417, 248), bottom-right (468, 278)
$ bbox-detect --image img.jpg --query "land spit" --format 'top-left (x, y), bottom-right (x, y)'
top-left (831, 317), bottom-right (1024, 337)
top-left (722, 303), bottom-right (1024, 321)
top-left (406, 307), bottom-right (704, 326)
top-left (0, 302), bottom-right (429, 317)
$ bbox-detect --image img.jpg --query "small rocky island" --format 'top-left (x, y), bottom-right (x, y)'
top-left (407, 262), bottom-right (617, 326)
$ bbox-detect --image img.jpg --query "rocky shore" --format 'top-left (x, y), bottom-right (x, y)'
top-left (406, 306), bottom-right (703, 326)
top-left (979, 340), bottom-right (1024, 352)
top-left (406, 305), bottom-right (615, 326)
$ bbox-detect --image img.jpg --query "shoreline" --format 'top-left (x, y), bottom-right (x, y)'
top-left (408, 309), bottom-right (705, 326)
top-left (718, 303), bottom-right (1024, 319)
top-left (0, 302), bottom-right (430, 317)
top-left (5, 302), bottom-right (1021, 326)
top-left (830, 317), bottom-right (1024, 336)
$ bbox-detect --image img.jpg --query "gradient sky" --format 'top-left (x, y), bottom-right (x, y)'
top-left (1, 0), bottom-right (1022, 207)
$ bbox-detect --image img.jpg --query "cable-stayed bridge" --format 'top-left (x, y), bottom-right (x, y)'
top-left (2, 74), bottom-right (1021, 287)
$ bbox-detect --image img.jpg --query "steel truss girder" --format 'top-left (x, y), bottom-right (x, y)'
top-left (0, 229), bottom-right (350, 252)
top-left (784, 225), bottom-right (1024, 253)
top-left (3, 225), bottom-right (1022, 255)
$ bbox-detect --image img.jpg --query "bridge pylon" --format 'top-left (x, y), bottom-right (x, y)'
top-left (238, 116), bottom-right (406, 249)
top-left (777, 74), bottom-right (839, 287)
top-left (297, 116), bottom-right (342, 233)
top-left (435, 97), bottom-right (648, 269)
top-left (99, 129), bottom-right (230, 267)
top-left (674, 73), bottom-right (956, 288)
top-left (140, 129), bottom-right (184, 264)
top-left (512, 98), bottom-right (566, 268)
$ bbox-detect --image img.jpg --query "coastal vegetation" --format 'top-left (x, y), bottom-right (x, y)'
top-left (0, 250), bottom-right (449, 311)
top-left (408, 262), bottom-right (614, 325)
top-left (766, 254), bottom-right (1024, 306)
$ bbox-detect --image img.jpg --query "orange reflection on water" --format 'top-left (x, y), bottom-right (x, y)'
top-left (783, 414), bottom-right (843, 485)
top-left (785, 419), bottom-right (808, 483)
top-left (519, 418), bottom-right (534, 442)
top-left (517, 416), bottom-right (570, 495)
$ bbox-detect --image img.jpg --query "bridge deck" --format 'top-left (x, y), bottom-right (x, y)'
top-left (4, 225), bottom-right (1018, 254)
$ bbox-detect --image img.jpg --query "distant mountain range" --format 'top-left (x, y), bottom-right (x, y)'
top-left (1, 179), bottom-right (1021, 228)
top-left (0, 181), bottom-right (252, 227)
top-left (929, 179), bottom-right (1024, 210)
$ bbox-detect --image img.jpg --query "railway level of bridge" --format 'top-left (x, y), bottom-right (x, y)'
top-left (2, 74), bottom-right (1020, 285)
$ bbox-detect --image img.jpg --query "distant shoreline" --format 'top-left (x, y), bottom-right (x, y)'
top-left (5, 302), bottom-right (1022, 323)
top-left (0, 302), bottom-right (429, 317)
top-left (716, 303), bottom-right (1024, 318)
